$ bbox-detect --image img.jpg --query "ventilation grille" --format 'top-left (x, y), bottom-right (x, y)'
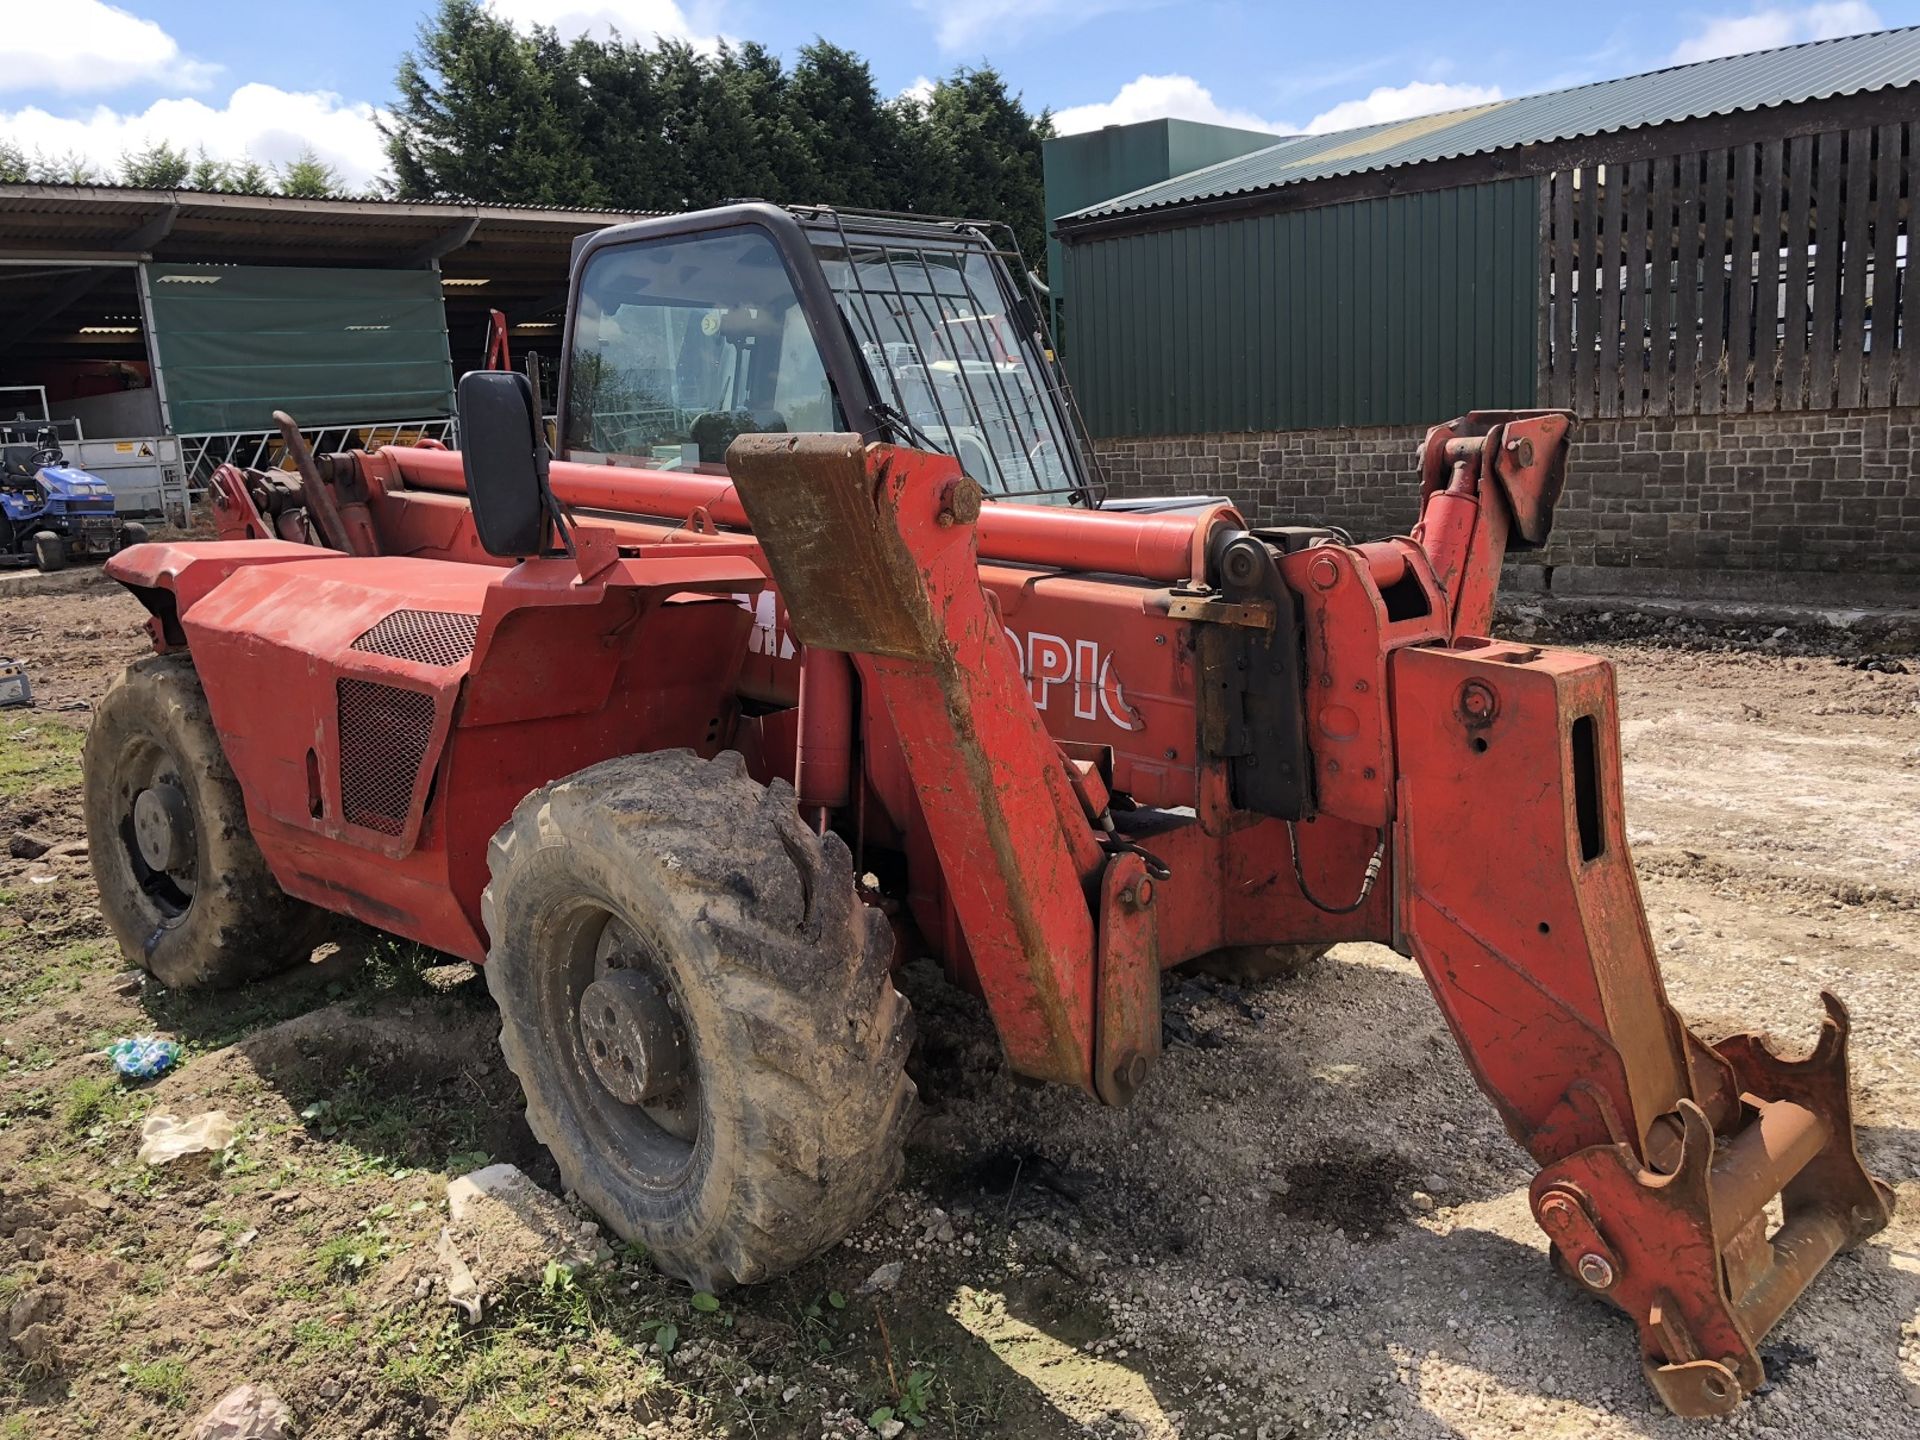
top-left (350, 610), bottom-right (479, 668)
top-left (336, 679), bottom-right (435, 836)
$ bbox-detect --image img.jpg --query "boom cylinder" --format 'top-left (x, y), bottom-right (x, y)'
top-left (795, 646), bottom-right (854, 815)
top-left (382, 446), bottom-right (1232, 586)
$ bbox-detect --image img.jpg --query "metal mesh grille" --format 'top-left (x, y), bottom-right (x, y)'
top-left (336, 679), bottom-right (435, 836)
top-left (800, 211), bottom-right (1103, 504)
top-left (350, 609), bottom-right (479, 668)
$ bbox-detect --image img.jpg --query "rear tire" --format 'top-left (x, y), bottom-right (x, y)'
top-left (483, 749), bottom-right (915, 1291)
top-left (31, 531), bottom-right (65, 572)
top-left (84, 654), bottom-right (327, 989)
top-left (1186, 943), bottom-right (1329, 984)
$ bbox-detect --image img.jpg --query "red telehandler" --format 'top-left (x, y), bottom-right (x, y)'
top-left (82, 204), bottom-right (1890, 1417)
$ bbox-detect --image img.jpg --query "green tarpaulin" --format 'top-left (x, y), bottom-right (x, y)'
top-left (143, 263), bottom-right (455, 433)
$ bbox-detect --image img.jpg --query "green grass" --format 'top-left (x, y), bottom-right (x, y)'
top-left (122, 1356), bottom-right (191, 1407)
top-left (0, 714), bottom-right (84, 799)
top-left (0, 1070), bottom-right (154, 1173)
top-left (352, 1266), bottom-right (735, 1432)
top-left (291, 1061), bottom-right (492, 1179)
top-left (352, 938), bottom-right (440, 1003)
top-left (376, 1299), bottom-right (654, 1428)
top-left (0, 940), bottom-right (110, 1020)
top-left (134, 1264), bottom-right (170, 1296)
top-left (2, 1041), bottom-right (56, 1074)
top-left (136, 935), bottom-right (446, 1053)
top-left (292, 1314), bottom-right (364, 1358)
top-left (58, 1073), bottom-right (125, 1134)
top-left (312, 1224), bottom-right (391, 1282)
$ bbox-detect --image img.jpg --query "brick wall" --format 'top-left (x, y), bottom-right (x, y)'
top-left (1093, 407), bottom-right (1920, 590)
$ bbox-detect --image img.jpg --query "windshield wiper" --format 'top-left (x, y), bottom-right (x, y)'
top-left (870, 400), bottom-right (954, 463)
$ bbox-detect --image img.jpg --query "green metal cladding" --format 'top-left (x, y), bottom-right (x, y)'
top-left (1060, 177), bottom-right (1539, 437)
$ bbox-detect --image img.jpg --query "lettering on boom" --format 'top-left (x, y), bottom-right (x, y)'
top-left (740, 592), bottom-right (795, 660)
top-left (729, 594), bottom-right (1141, 734)
top-left (1002, 629), bottom-right (1140, 732)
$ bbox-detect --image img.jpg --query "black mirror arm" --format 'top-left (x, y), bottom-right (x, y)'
top-left (526, 353), bottom-right (576, 559)
top-left (537, 467), bottom-right (575, 558)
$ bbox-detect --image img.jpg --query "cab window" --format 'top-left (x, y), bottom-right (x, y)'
top-left (564, 226), bottom-right (840, 471)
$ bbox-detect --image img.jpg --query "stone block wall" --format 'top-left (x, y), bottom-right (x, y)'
top-left (1092, 407), bottom-right (1920, 594)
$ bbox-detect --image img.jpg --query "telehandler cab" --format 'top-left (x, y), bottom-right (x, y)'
top-left (83, 203), bottom-right (1891, 1417)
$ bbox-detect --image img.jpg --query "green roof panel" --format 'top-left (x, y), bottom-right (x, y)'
top-left (1065, 26), bottom-right (1920, 222)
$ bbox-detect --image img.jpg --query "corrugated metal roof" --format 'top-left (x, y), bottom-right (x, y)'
top-left (0, 182), bottom-right (648, 220)
top-left (0, 184), bottom-right (660, 278)
top-left (1064, 25), bottom-right (1920, 222)
top-left (0, 185), bottom-right (662, 346)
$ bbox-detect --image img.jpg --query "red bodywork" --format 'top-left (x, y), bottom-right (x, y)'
top-left (112, 412), bottom-right (1889, 1417)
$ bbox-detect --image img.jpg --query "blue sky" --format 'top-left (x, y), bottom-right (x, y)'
top-left (7, 0), bottom-right (1918, 188)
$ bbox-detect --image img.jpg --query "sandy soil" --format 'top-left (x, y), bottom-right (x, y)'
top-left (1, 583), bottom-right (1916, 1440)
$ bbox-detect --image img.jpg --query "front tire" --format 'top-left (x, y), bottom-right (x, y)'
top-left (31, 531), bottom-right (66, 572)
top-left (483, 750), bottom-right (915, 1291)
top-left (84, 655), bottom-right (326, 989)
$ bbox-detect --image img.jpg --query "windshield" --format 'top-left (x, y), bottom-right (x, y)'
top-left (564, 218), bottom-right (1090, 503)
top-left (564, 226), bottom-right (840, 471)
top-left (814, 236), bottom-right (1081, 500)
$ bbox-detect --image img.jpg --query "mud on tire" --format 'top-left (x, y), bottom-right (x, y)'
top-left (84, 654), bottom-right (327, 990)
top-left (482, 749), bottom-right (916, 1291)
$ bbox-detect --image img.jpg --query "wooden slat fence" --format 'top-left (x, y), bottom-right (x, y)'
top-left (1541, 123), bottom-right (1916, 414)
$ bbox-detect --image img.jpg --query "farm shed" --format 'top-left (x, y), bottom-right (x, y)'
top-left (0, 186), bottom-right (653, 506)
top-left (1049, 28), bottom-right (1920, 598)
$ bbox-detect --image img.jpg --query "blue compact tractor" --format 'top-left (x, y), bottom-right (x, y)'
top-left (0, 433), bottom-right (145, 571)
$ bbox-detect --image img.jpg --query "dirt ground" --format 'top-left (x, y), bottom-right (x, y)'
top-left (1, 578), bottom-right (1916, 1440)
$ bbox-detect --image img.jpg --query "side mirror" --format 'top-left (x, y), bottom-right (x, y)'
top-left (457, 369), bottom-right (548, 557)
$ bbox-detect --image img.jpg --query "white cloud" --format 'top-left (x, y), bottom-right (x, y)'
top-left (1, 84), bottom-right (390, 188)
top-left (0, 0), bottom-right (219, 95)
top-left (1052, 75), bottom-right (1286, 137)
top-left (911, 0), bottom-right (1149, 54)
top-left (899, 76), bottom-right (936, 108)
top-left (483, 0), bottom-right (724, 48)
top-left (1051, 74), bottom-right (1506, 143)
top-left (1302, 80), bottom-right (1504, 134)
top-left (1669, 3), bottom-right (1881, 63)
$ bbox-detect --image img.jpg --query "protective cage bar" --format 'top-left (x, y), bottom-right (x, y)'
top-left (799, 207), bottom-right (1108, 505)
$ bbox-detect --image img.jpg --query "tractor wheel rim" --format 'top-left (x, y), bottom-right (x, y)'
top-left (576, 913), bottom-right (702, 1148)
top-left (577, 968), bottom-right (688, 1108)
top-left (114, 739), bottom-right (196, 917)
top-left (132, 783), bottom-right (193, 874)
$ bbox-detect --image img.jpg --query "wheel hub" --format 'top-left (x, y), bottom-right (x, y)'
top-left (578, 969), bottom-right (687, 1107)
top-left (132, 784), bottom-right (193, 873)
